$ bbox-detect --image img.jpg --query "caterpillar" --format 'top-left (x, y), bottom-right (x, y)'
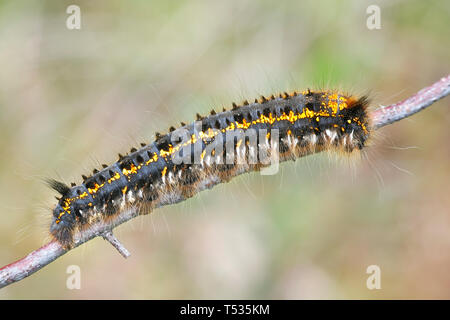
top-left (48, 90), bottom-right (371, 248)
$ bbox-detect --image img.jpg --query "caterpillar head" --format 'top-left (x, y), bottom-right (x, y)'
top-left (339, 95), bottom-right (371, 150)
top-left (48, 180), bottom-right (88, 248)
top-left (50, 203), bottom-right (75, 249)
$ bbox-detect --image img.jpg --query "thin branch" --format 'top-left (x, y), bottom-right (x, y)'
top-left (371, 75), bottom-right (450, 129)
top-left (0, 241), bottom-right (65, 289)
top-left (0, 207), bottom-right (139, 289)
top-left (1, 74), bottom-right (449, 289)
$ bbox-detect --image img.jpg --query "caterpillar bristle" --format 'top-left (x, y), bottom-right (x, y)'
top-left (46, 179), bottom-right (71, 196)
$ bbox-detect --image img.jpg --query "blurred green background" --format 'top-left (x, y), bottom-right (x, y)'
top-left (0, 0), bottom-right (449, 299)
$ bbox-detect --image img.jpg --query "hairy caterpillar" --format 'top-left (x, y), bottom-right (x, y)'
top-left (48, 90), bottom-right (371, 248)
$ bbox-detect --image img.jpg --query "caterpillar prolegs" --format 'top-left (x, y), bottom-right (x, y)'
top-left (49, 90), bottom-right (371, 248)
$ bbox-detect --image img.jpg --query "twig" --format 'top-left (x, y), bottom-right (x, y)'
top-left (102, 231), bottom-right (130, 258)
top-left (0, 207), bottom-right (139, 289)
top-left (0, 241), bottom-right (65, 289)
top-left (371, 75), bottom-right (450, 129)
top-left (0, 74), bottom-right (449, 289)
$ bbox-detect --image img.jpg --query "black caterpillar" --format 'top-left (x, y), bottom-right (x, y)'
top-left (48, 90), bottom-right (371, 248)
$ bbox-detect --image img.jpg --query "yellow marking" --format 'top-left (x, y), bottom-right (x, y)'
top-left (108, 171), bottom-right (121, 184)
top-left (122, 164), bottom-right (138, 176)
top-left (88, 182), bottom-right (105, 194)
top-left (161, 167), bottom-right (167, 177)
top-left (145, 152), bottom-right (159, 166)
top-left (79, 192), bottom-right (88, 199)
top-left (122, 186), bottom-right (127, 195)
top-left (159, 144), bottom-right (174, 158)
top-left (56, 195), bottom-right (76, 223)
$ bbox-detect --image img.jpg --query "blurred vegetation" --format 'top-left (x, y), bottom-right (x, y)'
top-left (0, 0), bottom-right (449, 299)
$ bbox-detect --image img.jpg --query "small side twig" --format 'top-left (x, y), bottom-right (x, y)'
top-left (102, 231), bottom-right (130, 258)
top-left (0, 74), bottom-right (449, 289)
